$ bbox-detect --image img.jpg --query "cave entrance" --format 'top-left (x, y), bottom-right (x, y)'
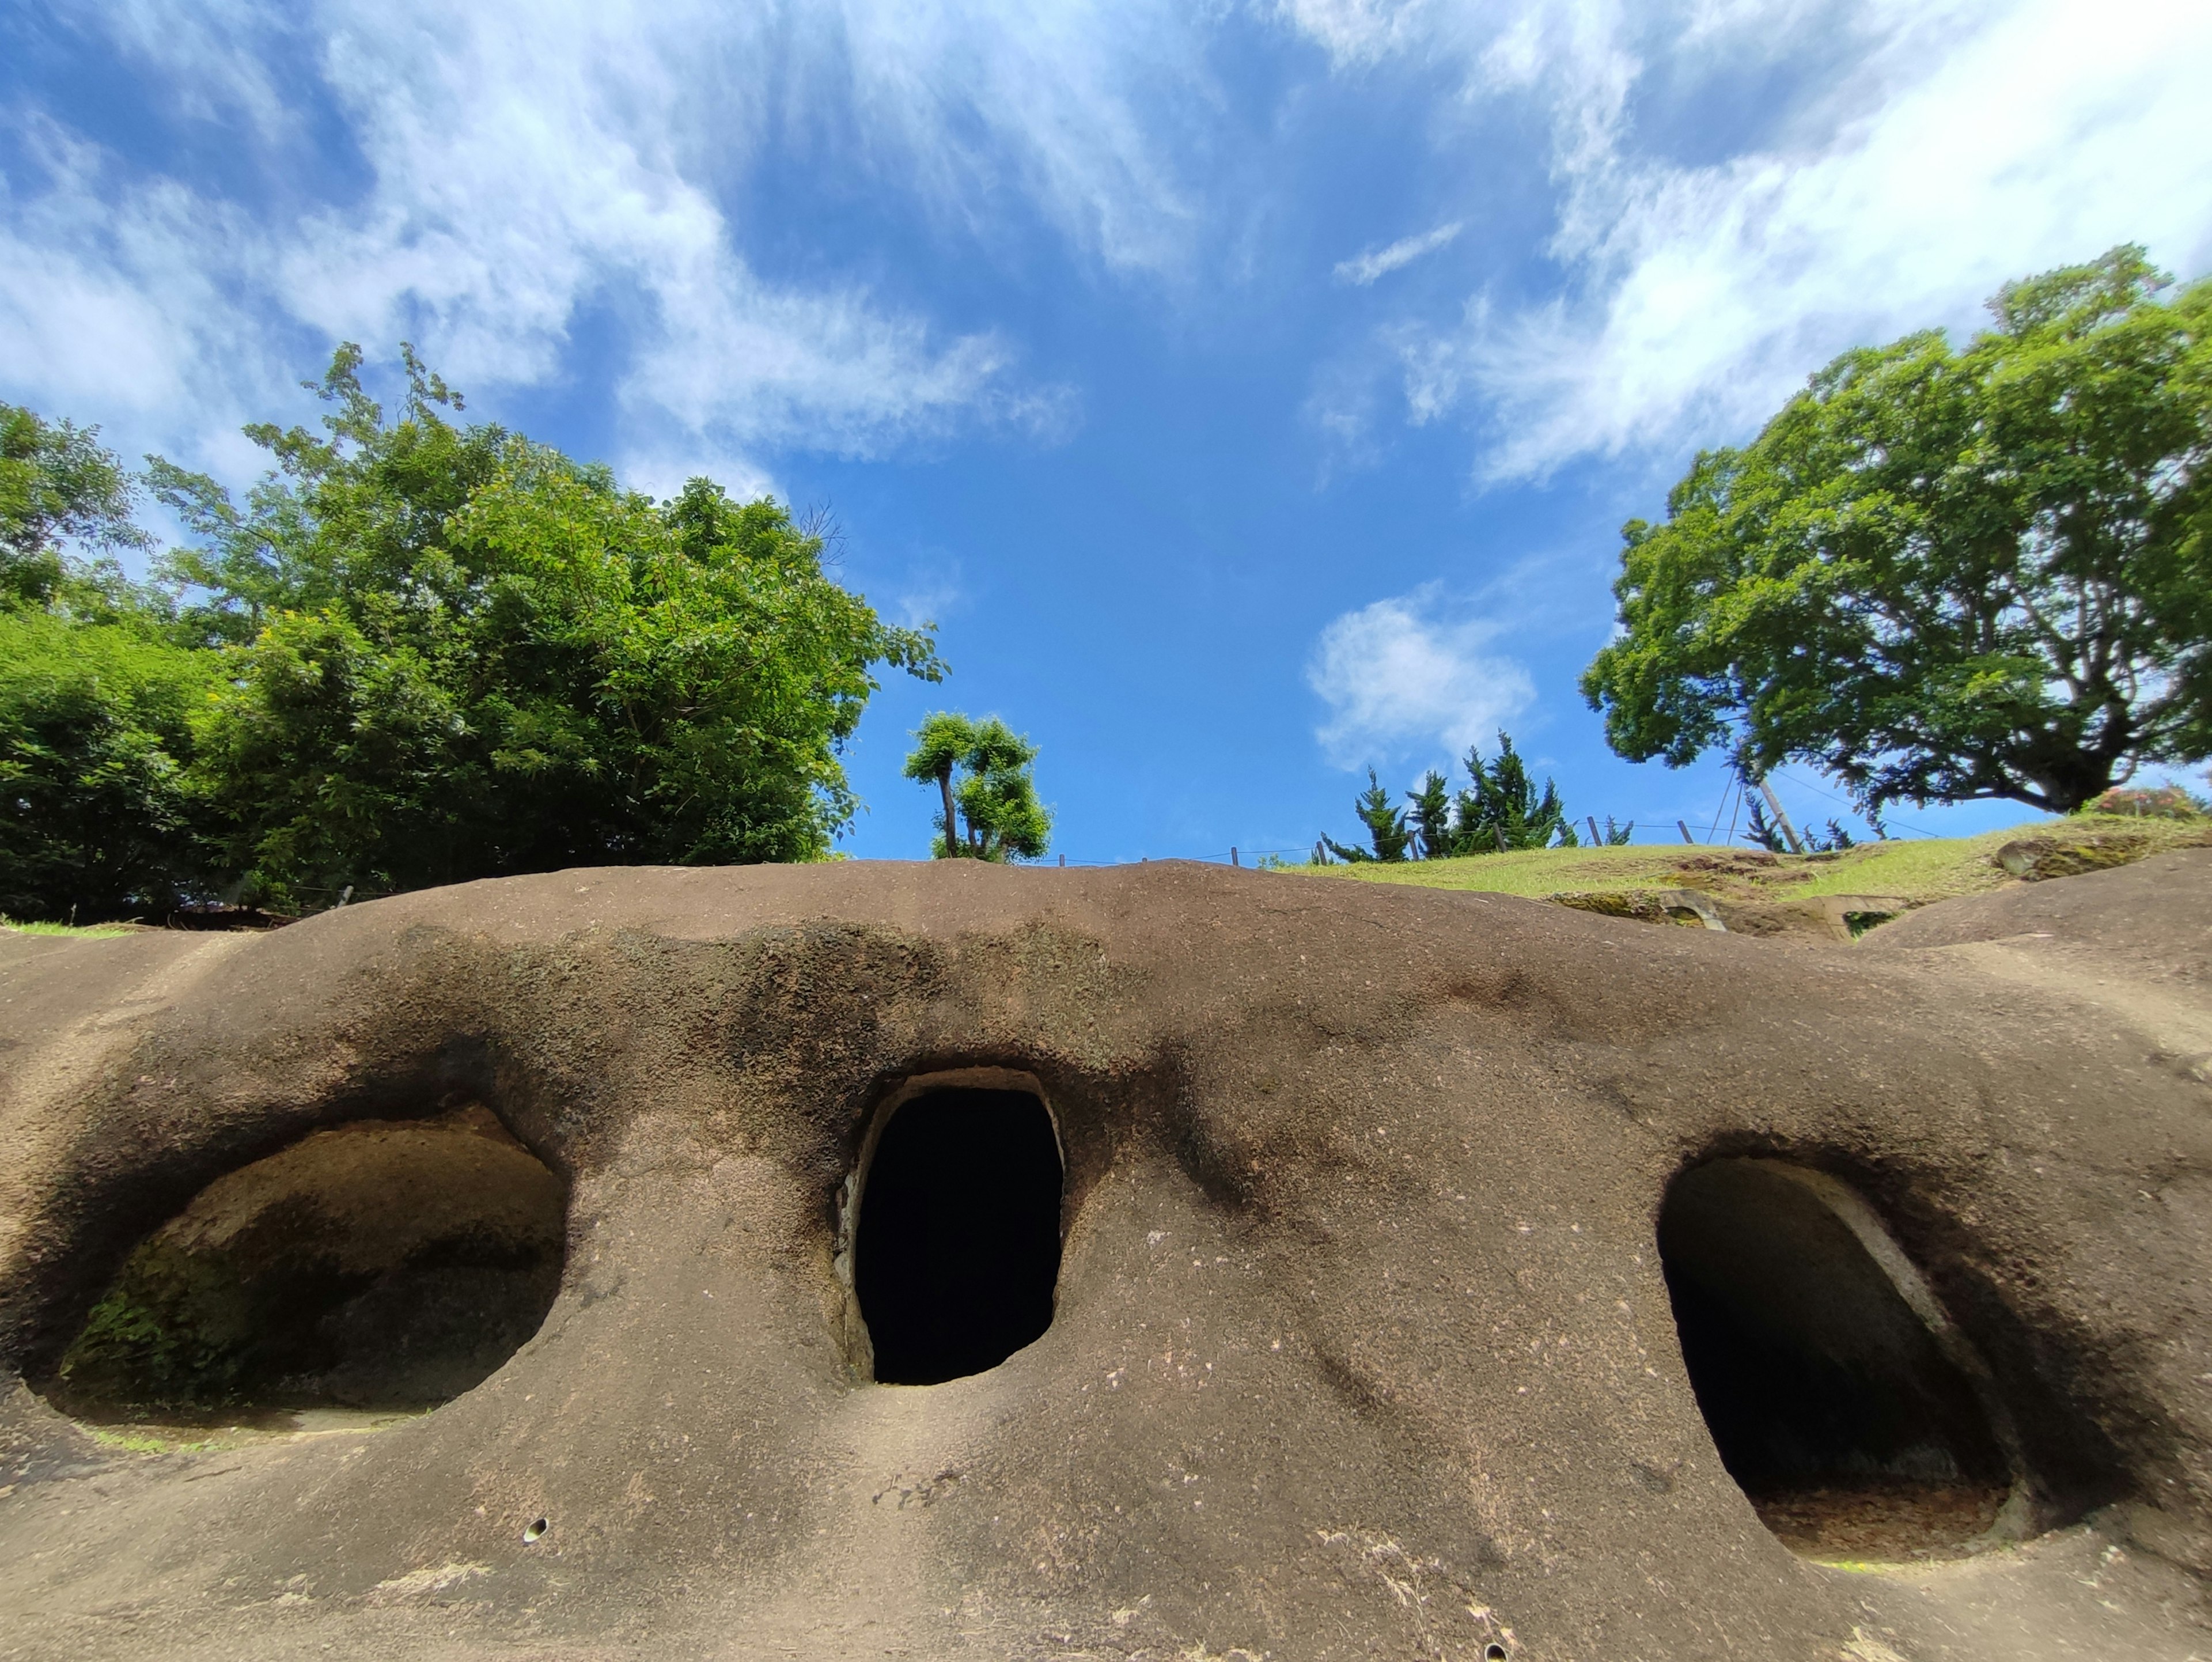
top-left (853, 1085), bottom-right (1063, 1385)
top-left (1657, 1158), bottom-right (2020, 1561)
top-left (41, 1105), bottom-right (565, 1432)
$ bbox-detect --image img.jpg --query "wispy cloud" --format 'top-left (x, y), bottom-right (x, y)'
top-left (1306, 585), bottom-right (1533, 769)
top-left (0, 0), bottom-right (1192, 484)
top-left (1281, 0), bottom-right (2212, 480)
top-left (1334, 221), bottom-right (1463, 287)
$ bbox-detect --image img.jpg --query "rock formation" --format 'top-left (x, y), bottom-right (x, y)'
top-left (2, 853), bottom-right (2209, 1659)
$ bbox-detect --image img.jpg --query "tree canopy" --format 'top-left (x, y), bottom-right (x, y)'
top-left (1581, 246), bottom-right (2212, 814)
top-left (902, 711), bottom-right (1051, 861)
top-left (1, 347), bottom-right (942, 920)
top-left (1, 405), bottom-right (214, 919)
top-left (2, 403), bottom-right (151, 611)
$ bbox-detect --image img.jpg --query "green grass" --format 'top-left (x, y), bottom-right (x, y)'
top-left (81, 1425), bottom-right (217, 1455)
top-left (1, 916), bottom-right (142, 938)
top-left (1276, 812), bottom-right (2207, 908)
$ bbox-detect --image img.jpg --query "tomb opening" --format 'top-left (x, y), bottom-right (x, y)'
top-left (853, 1085), bottom-right (1063, 1385)
top-left (1658, 1157), bottom-right (2016, 1559)
top-left (40, 1105), bottom-right (565, 1429)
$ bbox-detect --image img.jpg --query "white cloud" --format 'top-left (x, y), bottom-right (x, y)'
top-left (17, 0), bottom-right (2204, 501)
top-left (1306, 586), bottom-right (1534, 768)
top-left (1, 0), bottom-right (1189, 485)
top-left (1334, 221), bottom-right (1463, 286)
top-left (823, 0), bottom-right (1209, 277)
top-left (1285, 0), bottom-right (2212, 479)
top-left (1476, 0), bottom-right (2212, 478)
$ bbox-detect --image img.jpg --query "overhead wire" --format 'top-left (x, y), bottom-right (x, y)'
top-left (1768, 768), bottom-right (1942, 839)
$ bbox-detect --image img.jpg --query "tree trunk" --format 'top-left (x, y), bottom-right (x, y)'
top-left (937, 769), bottom-right (960, 858)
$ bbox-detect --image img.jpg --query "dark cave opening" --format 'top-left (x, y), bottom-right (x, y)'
top-left (41, 1105), bottom-right (566, 1425)
top-left (1658, 1158), bottom-right (2014, 1559)
top-left (853, 1086), bottom-right (1064, 1385)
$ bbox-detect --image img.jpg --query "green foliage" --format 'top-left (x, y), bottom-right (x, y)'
top-left (0, 609), bottom-right (218, 920)
top-left (1743, 800), bottom-right (1787, 853)
top-left (1448, 733), bottom-right (1569, 853)
top-left (0, 408), bottom-right (213, 922)
top-left (1, 351), bottom-right (941, 918)
top-left (901, 710), bottom-right (1052, 860)
top-left (1321, 734), bottom-right (1569, 862)
top-left (1582, 247), bottom-right (2212, 815)
top-left (153, 346), bottom-right (940, 907)
top-left (2, 403), bottom-right (152, 611)
top-left (1321, 768), bottom-right (1412, 862)
top-left (52, 1237), bottom-right (257, 1411)
top-left (1407, 768), bottom-right (1452, 858)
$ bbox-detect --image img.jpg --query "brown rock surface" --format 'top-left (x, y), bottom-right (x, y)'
top-left (2, 856), bottom-right (2209, 1660)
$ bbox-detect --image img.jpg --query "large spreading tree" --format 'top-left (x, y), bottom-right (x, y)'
top-left (1, 346), bottom-right (942, 919)
top-left (1581, 247), bottom-right (2212, 814)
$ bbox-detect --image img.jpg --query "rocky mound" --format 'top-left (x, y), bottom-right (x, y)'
top-left (2, 856), bottom-right (2209, 1660)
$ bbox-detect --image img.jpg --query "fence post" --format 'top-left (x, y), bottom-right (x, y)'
top-left (1586, 816), bottom-right (1601, 846)
top-left (1231, 847), bottom-right (1240, 866)
top-left (1677, 820), bottom-right (1694, 844)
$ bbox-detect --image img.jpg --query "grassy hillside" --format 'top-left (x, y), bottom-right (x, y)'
top-left (1279, 812), bottom-right (2209, 911)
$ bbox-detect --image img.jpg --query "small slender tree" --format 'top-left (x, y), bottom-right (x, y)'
top-left (1321, 768), bottom-right (1413, 863)
top-left (1450, 733), bottom-right (1570, 852)
top-left (1407, 769), bottom-right (1452, 859)
top-left (902, 712), bottom-right (1052, 860)
top-left (903, 713), bottom-right (971, 855)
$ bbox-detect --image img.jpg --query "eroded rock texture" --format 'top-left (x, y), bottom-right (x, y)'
top-left (2, 855), bottom-right (2209, 1660)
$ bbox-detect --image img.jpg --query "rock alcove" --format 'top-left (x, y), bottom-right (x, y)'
top-left (1658, 1157), bottom-right (2020, 1560)
top-left (39, 1104), bottom-right (566, 1428)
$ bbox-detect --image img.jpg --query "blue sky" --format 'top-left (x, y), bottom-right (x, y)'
top-left (6, 1), bottom-right (2210, 862)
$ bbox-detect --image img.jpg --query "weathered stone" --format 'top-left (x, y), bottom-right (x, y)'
top-left (1994, 831), bottom-right (2150, 880)
top-left (0, 854), bottom-right (2207, 1660)
top-left (1547, 887), bottom-right (1721, 928)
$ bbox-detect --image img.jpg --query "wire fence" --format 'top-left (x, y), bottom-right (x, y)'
top-left (1039, 771), bottom-right (1952, 868)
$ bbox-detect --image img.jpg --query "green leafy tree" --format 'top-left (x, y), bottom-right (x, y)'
top-left (1322, 768), bottom-right (1413, 862)
top-left (157, 344), bottom-right (940, 907)
top-left (0, 607), bottom-right (218, 920)
top-left (2, 403), bottom-right (152, 611)
top-left (1, 405), bottom-right (215, 921)
top-left (1450, 733), bottom-right (1569, 852)
top-left (1581, 247), bottom-right (2212, 815)
top-left (901, 711), bottom-right (1051, 860)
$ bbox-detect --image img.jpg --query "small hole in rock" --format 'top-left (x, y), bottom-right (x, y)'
top-left (40, 1105), bottom-right (565, 1437)
top-left (523, 1518), bottom-right (548, 1543)
top-left (854, 1086), bottom-right (1063, 1385)
top-left (1484, 1645), bottom-right (1508, 1661)
top-left (1658, 1158), bottom-right (2013, 1561)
